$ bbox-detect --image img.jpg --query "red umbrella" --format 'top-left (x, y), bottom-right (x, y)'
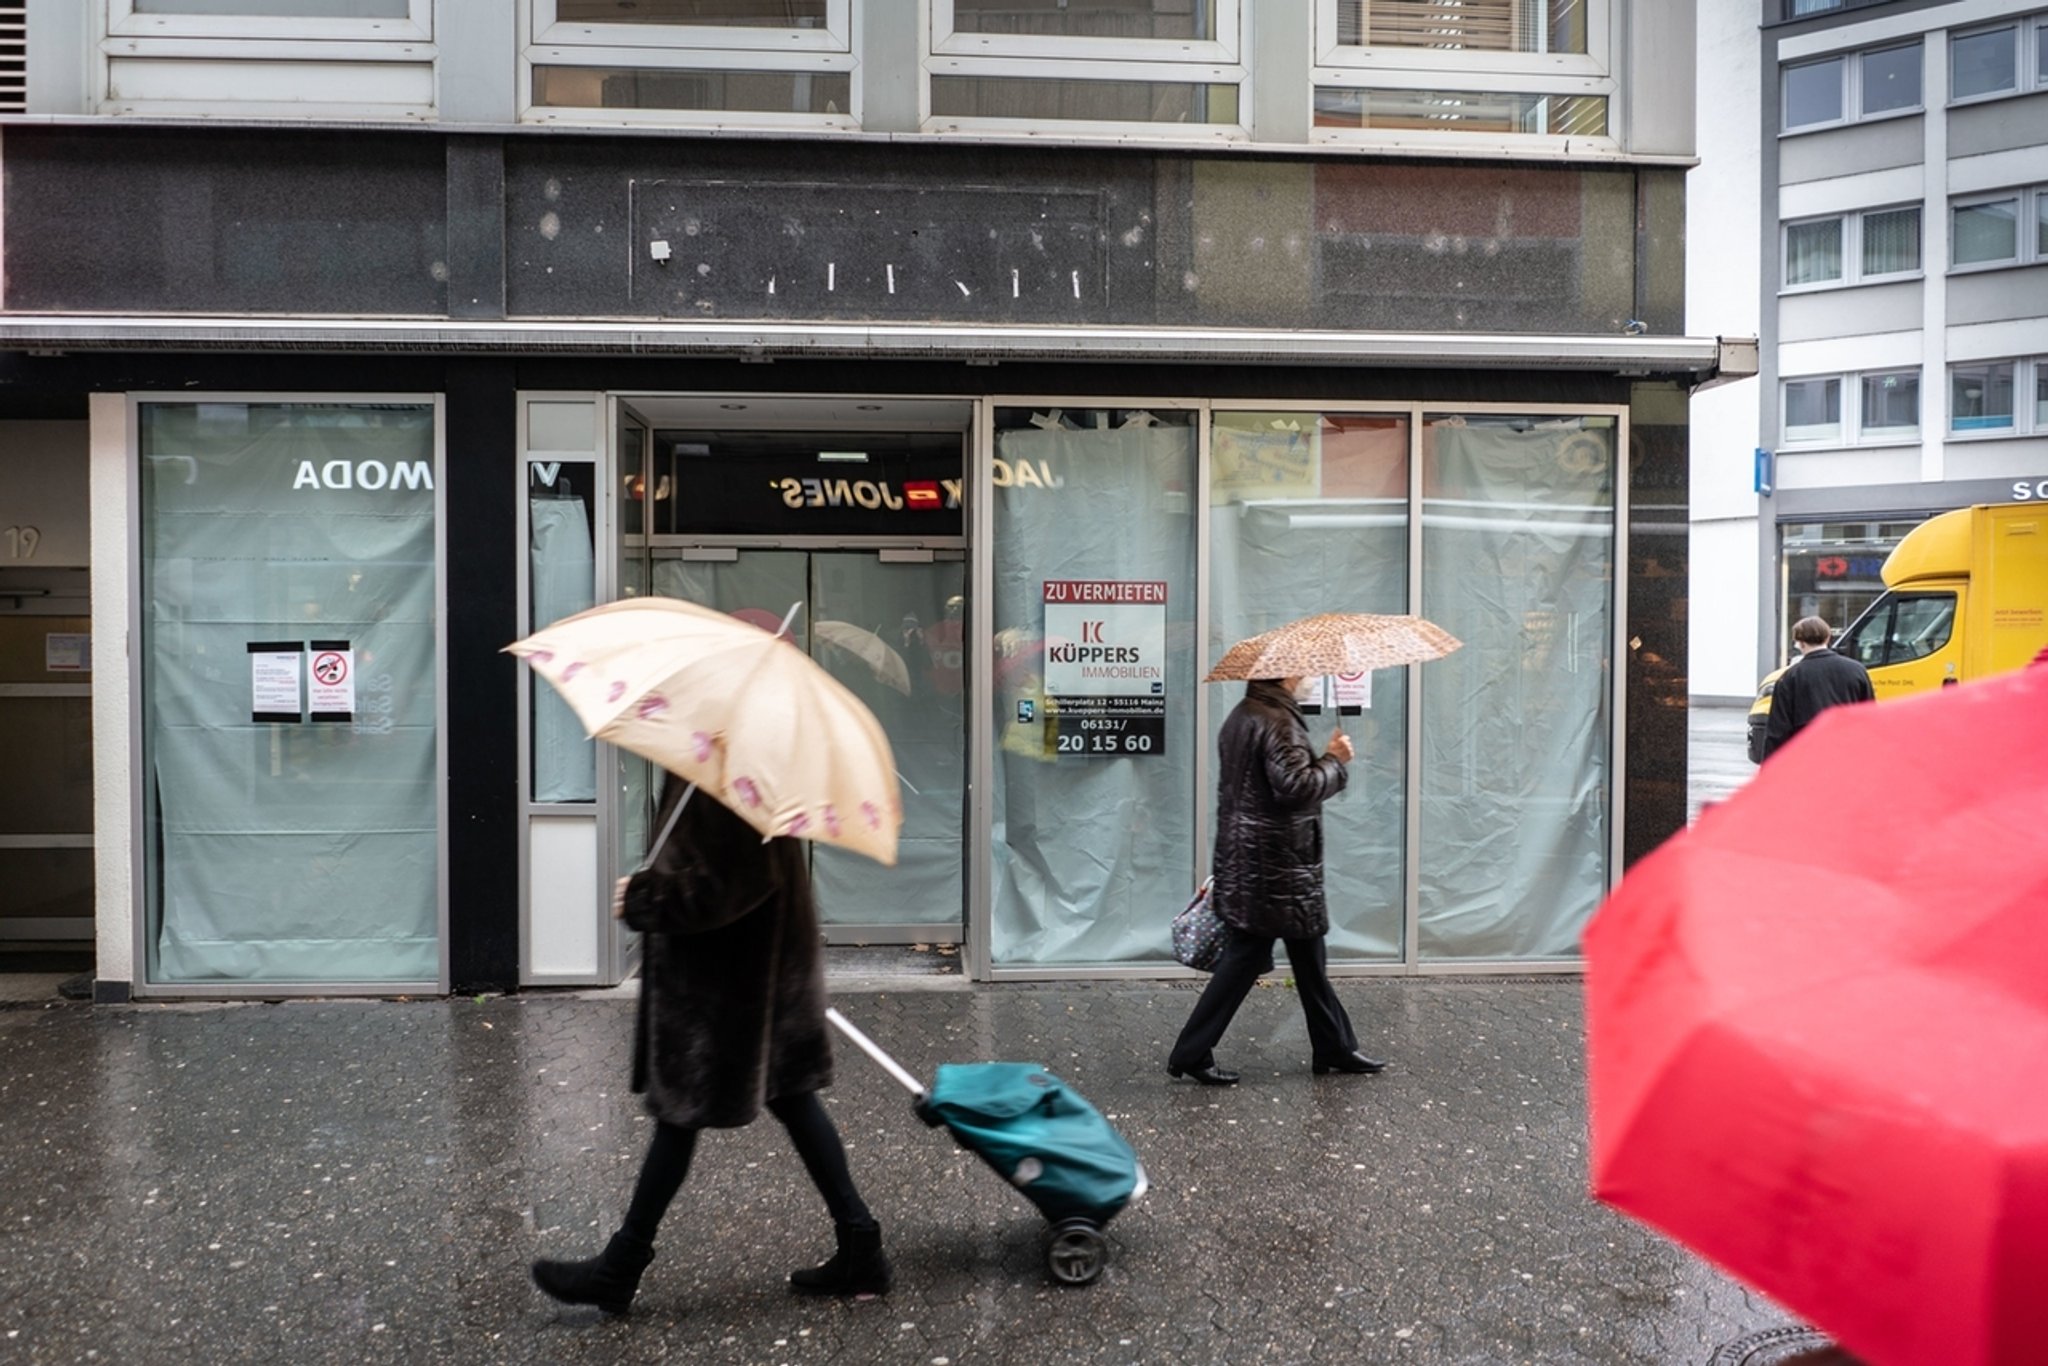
top-left (1585, 666), bottom-right (2048, 1366)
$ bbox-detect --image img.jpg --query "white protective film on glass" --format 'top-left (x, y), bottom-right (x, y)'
top-left (141, 402), bottom-right (438, 983)
top-left (809, 552), bottom-right (965, 930)
top-left (530, 464), bottom-right (597, 803)
top-left (1206, 411), bottom-right (1408, 961)
top-left (650, 551), bottom-right (963, 931)
top-left (1418, 415), bottom-right (1614, 961)
top-left (989, 408), bottom-right (1197, 966)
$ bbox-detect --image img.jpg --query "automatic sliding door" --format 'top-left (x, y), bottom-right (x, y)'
top-left (810, 551), bottom-right (964, 936)
top-left (651, 548), bottom-right (964, 939)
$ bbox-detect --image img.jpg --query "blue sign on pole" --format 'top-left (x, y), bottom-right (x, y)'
top-left (1753, 447), bottom-right (1774, 496)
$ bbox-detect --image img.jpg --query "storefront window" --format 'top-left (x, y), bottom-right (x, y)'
top-left (1778, 520), bottom-right (1924, 657)
top-left (1418, 414), bottom-right (1615, 961)
top-left (140, 401), bottom-right (440, 985)
top-left (1207, 411), bottom-right (1408, 961)
top-left (989, 407), bottom-right (1197, 966)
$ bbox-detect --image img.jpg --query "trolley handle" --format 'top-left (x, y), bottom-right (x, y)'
top-left (825, 1007), bottom-right (928, 1101)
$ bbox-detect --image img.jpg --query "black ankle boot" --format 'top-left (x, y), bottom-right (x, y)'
top-left (532, 1230), bottom-right (655, 1315)
top-left (789, 1221), bottom-right (891, 1296)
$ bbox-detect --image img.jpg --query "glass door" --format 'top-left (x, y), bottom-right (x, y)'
top-left (612, 405), bottom-right (656, 921)
top-left (649, 547), bottom-right (967, 940)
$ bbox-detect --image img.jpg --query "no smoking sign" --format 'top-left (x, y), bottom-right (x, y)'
top-left (308, 641), bottom-right (356, 721)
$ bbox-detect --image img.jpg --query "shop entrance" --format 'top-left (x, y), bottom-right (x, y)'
top-left (614, 399), bottom-right (969, 944)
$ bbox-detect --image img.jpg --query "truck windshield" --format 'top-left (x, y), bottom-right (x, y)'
top-left (1836, 592), bottom-right (1957, 667)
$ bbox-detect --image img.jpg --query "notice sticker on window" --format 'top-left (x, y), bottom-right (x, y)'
top-left (248, 642), bottom-right (302, 723)
top-left (44, 633), bottom-right (90, 673)
top-left (1332, 669), bottom-right (1372, 715)
top-left (308, 641), bottom-right (355, 723)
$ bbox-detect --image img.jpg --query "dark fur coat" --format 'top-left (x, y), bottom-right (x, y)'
top-left (1210, 680), bottom-right (1349, 940)
top-left (622, 779), bottom-right (833, 1130)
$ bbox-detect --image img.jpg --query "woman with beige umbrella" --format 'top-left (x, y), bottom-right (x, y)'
top-left (507, 600), bottom-right (903, 1315)
top-left (1168, 614), bottom-right (1460, 1086)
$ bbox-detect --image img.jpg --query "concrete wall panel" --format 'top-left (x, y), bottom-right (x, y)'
top-left (1779, 117), bottom-right (1925, 184)
top-left (1779, 281), bottom-right (1922, 341)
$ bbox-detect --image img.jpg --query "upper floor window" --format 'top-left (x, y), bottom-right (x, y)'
top-left (110, 0), bottom-right (429, 39)
top-left (1781, 367), bottom-right (1922, 446)
top-left (1950, 188), bottom-right (2048, 270)
top-left (925, 0), bottom-right (1246, 137)
top-left (1949, 19), bottom-right (2048, 103)
top-left (1783, 204), bottom-right (1922, 289)
top-left (1782, 40), bottom-right (1921, 132)
top-left (1788, 0), bottom-right (1845, 14)
top-left (524, 0), bottom-right (855, 126)
top-left (1312, 0), bottom-right (1614, 150)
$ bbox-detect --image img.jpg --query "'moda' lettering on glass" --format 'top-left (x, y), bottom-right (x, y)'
top-left (292, 460), bottom-right (435, 492)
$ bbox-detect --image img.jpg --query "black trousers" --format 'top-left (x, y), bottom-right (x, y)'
top-left (620, 1091), bottom-right (874, 1244)
top-left (1169, 925), bottom-right (1359, 1071)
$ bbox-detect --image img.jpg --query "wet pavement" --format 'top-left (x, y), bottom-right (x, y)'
top-left (0, 977), bottom-right (1804, 1365)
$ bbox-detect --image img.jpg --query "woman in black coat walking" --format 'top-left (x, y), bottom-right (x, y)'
top-left (530, 778), bottom-right (890, 1315)
top-left (1167, 678), bottom-right (1385, 1086)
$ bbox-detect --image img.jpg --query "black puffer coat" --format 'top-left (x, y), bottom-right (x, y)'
top-left (1210, 680), bottom-right (1349, 940)
top-left (622, 779), bottom-right (833, 1130)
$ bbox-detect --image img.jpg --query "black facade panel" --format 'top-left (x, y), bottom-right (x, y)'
top-left (2, 127), bottom-right (448, 315)
top-left (442, 359), bottom-right (521, 992)
top-left (495, 140), bottom-right (1654, 336)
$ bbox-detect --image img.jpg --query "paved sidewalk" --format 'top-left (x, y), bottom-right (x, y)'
top-left (0, 979), bottom-right (1798, 1365)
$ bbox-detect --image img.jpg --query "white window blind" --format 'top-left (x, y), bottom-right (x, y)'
top-left (1341, 0), bottom-right (1586, 56)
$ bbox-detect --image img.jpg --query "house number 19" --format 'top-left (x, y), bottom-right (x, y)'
top-left (4, 526), bottom-right (41, 559)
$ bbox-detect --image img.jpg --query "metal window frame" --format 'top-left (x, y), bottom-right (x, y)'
top-left (1947, 19), bottom-right (2023, 106)
top-left (515, 390), bottom-right (620, 987)
top-left (106, 0), bottom-right (431, 43)
top-left (1311, 0), bottom-right (1613, 79)
top-left (519, 0), bottom-right (862, 129)
top-left (126, 392), bottom-right (449, 1000)
top-left (1946, 357), bottom-right (2026, 438)
top-left (972, 397), bottom-right (1629, 983)
top-left (930, 0), bottom-right (1242, 64)
top-left (1781, 373), bottom-right (1847, 445)
top-left (921, 53), bottom-right (1250, 141)
top-left (532, 0), bottom-right (852, 53)
top-left (1949, 189), bottom-right (2029, 271)
top-left (1778, 204), bottom-right (1928, 293)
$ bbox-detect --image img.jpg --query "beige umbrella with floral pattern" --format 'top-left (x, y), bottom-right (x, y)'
top-left (1204, 612), bottom-right (1462, 682)
top-left (507, 597), bottom-right (901, 865)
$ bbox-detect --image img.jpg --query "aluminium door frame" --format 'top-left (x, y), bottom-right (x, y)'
top-left (604, 391), bottom-right (974, 949)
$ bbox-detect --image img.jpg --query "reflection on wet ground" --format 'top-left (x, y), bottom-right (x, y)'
top-left (0, 979), bottom-right (1798, 1364)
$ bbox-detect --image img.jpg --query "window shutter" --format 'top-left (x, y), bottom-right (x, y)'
top-left (0, 0), bottom-right (23, 115)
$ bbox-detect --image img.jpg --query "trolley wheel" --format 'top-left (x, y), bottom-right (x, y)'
top-left (1045, 1219), bottom-right (1107, 1287)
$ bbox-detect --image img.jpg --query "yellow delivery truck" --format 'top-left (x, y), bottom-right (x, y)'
top-left (1746, 504), bottom-right (2048, 759)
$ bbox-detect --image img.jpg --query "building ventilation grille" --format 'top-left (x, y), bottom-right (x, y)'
top-left (0, 0), bottom-right (23, 115)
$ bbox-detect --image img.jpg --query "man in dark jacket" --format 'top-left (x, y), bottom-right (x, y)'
top-left (1166, 678), bottom-right (1385, 1086)
top-left (1762, 616), bottom-right (1875, 758)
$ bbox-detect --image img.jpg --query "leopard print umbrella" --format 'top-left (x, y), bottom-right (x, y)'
top-left (1203, 613), bottom-right (1461, 682)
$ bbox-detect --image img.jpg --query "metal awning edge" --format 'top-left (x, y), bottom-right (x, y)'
top-left (0, 315), bottom-right (1736, 373)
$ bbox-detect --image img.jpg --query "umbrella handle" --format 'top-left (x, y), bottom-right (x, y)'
top-left (636, 783), bottom-right (695, 874)
top-left (825, 1007), bottom-right (927, 1099)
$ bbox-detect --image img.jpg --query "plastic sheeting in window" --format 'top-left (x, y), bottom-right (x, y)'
top-left (141, 403), bottom-right (439, 984)
top-left (529, 494), bottom-right (597, 803)
top-left (1206, 413), bottom-right (1410, 960)
top-left (651, 552), bottom-right (966, 931)
top-left (1418, 418), bottom-right (1614, 961)
top-left (989, 416), bottom-right (1198, 966)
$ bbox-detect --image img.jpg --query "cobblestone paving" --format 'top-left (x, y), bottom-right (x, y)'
top-left (0, 980), bottom-right (1800, 1364)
